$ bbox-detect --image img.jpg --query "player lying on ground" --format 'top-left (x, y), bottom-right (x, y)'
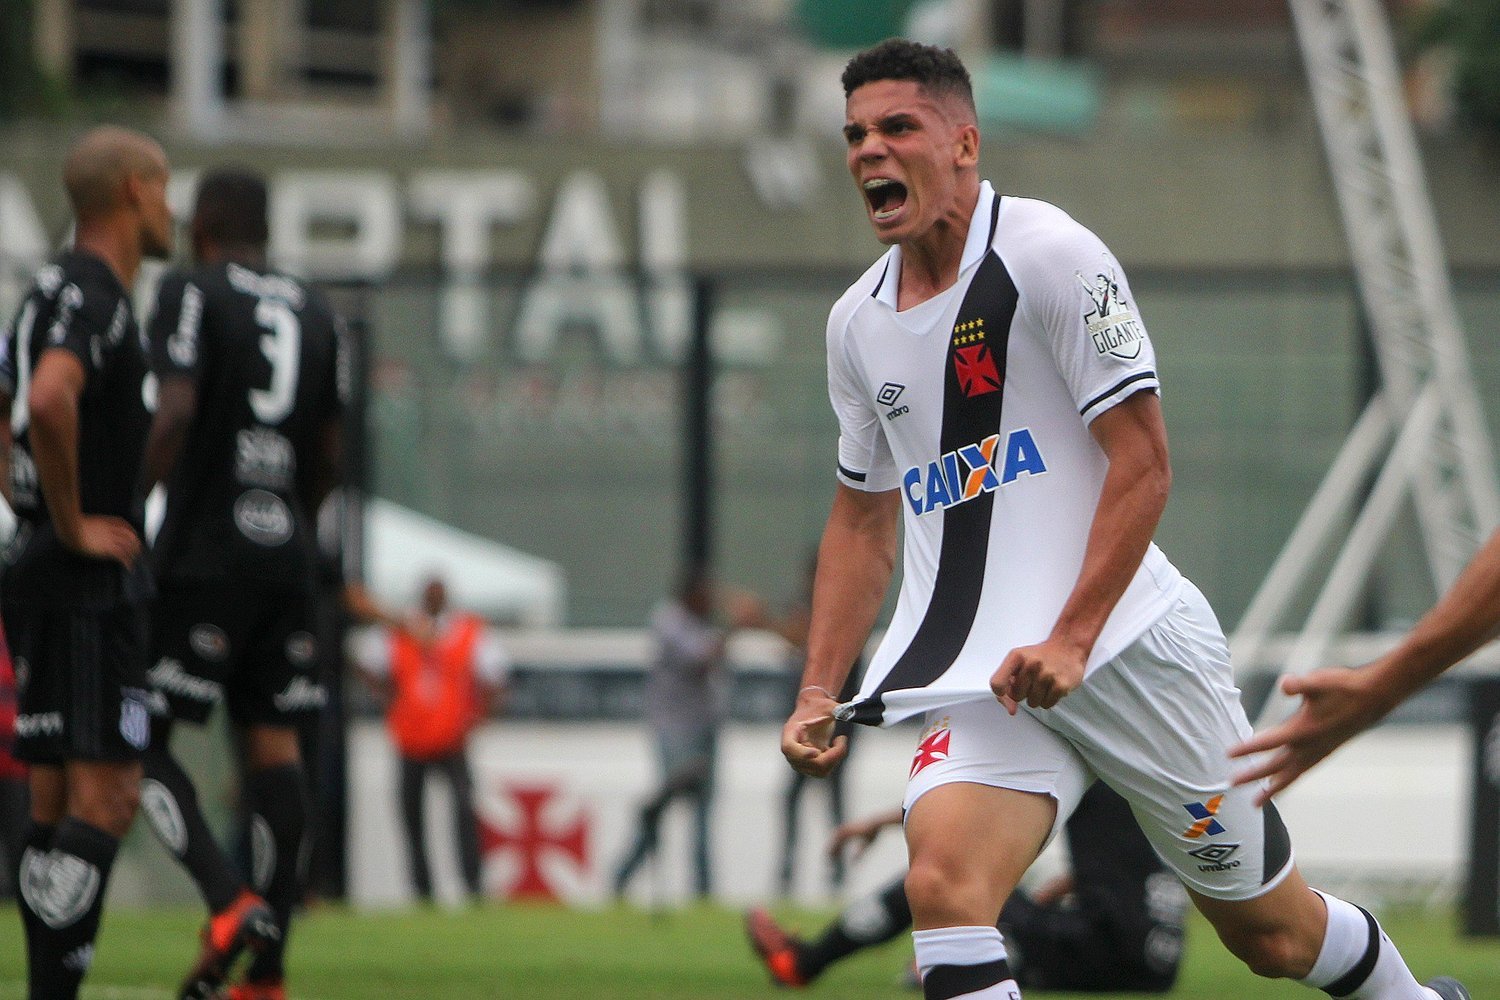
top-left (748, 781), bottom-right (1186, 991)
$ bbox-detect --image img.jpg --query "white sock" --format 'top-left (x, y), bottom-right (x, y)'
top-left (1301, 891), bottom-right (1435, 999)
top-left (913, 925), bottom-right (1020, 1000)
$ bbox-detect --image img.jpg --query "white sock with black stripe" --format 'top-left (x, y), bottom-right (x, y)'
top-left (1301, 890), bottom-right (1436, 999)
top-left (913, 925), bottom-right (1020, 1000)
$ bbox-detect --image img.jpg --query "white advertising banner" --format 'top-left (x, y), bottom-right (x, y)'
top-left (346, 719), bottom-right (1471, 910)
top-left (346, 719), bottom-right (928, 909)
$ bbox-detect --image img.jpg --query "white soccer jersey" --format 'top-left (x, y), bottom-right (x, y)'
top-left (830, 182), bottom-right (1186, 726)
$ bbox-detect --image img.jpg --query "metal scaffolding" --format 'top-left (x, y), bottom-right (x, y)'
top-left (1233, 0), bottom-right (1500, 721)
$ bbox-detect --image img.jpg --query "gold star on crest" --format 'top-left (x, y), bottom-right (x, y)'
top-left (951, 317), bottom-right (986, 346)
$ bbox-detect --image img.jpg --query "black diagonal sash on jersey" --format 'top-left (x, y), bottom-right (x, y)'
top-left (848, 199), bottom-right (1016, 725)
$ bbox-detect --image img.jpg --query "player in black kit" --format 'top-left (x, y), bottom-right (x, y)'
top-left (136, 169), bottom-right (345, 1000)
top-left (748, 782), bottom-right (1186, 992)
top-left (0, 126), bottom-right (173, 1000)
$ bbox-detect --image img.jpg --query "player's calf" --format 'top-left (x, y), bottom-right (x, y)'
top-left (238, 764), bottom-right (310, 987)
top-left (141, 739), bottom-right (245, 912)
top-left (1200, 878), bottom-right (1444, 1000)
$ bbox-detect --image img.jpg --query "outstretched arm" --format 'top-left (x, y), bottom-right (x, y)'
top-left (990, 391), bottom-right (1170, 712)
top-left (827, 806), bottom-right (904, 861)
top-left (1232, 526), bottom-right (1500, 803)
top-left (782, 484), bottom-right (899, 777)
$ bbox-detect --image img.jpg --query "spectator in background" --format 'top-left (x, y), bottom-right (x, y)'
top-left (0, 632), bottom-right (25, 900)
top-left (612, 566), bottom-right (763, 901)
top-left (355, 574), bottom-right (508, 903)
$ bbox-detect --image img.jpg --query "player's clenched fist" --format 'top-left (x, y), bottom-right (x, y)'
top-left (781, 688), bottom-right (848, 777)
top-left (990, 639), bottom-right (1087, 713)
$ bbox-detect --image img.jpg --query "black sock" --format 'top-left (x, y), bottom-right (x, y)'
top-left (242, 764), bottom-right (309, 984)
top-left (19, 818), bottom-right (120, 1000)
top-left (800, 876), bottom-right (913, 980)
top-left (15, 820), bottom-right (56, 991)
top-left (141, 743), bottom-right (243, 913)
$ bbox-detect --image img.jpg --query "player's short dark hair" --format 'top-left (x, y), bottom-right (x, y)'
top-left (841, 38), bottom-right (975, 115)
top-left (193, 168), bottom-right (269, 248)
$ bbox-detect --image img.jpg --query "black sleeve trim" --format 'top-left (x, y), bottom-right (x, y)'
top-left (837, 463), bottom-right (867, 483)
top-left (1079, 370), bottom-right (1157, 417)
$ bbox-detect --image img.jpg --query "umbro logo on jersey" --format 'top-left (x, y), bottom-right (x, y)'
top-left (878, 382), bottom-right (910, 420)
top-left (902, 429), bottom-right (1048, 516)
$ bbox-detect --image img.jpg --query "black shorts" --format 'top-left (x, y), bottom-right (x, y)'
top-left (2, 596), bottom-right (152, 765)
top-left (149, 582), bottom-right (326, 727)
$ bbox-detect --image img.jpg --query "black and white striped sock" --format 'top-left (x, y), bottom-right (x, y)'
top-left (913, 925), bottom-right (1021, 1000)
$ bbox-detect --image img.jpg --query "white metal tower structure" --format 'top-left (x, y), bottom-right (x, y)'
top-left (1231, 0), bottom-right (1500, 717)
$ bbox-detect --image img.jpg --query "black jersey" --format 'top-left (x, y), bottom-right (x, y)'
top-left (0, 251), bottom-right (151, 607)
top-left (1065, 782), bottom-right (1183, 961)
top-left (147, 262), bottom-right (345, 589)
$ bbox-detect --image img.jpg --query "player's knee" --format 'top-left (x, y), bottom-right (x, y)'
top-left (1219, 923), bottom-right (1316, 980)
top-left (905, 856), bottom-right (993, 926)
top-left (70, 771), bottom-right (142, 837)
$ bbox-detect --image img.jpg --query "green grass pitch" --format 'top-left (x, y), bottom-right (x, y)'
top-left (1, 902), bottom-right (1496, 999)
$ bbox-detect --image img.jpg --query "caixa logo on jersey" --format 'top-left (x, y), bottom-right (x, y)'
top-left (902, 429), bottom-right (1048, 516)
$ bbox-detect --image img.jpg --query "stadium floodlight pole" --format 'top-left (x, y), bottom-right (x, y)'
top-left (1233, 0), bottom-right (1500, 712)
top-left (170, 0), bottom-right (229, 141)
top-left (682, 275), bottom-right (716, 572)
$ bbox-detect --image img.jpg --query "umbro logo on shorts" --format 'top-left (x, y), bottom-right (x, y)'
top-left (1187, 841), bottom-right (1242, 873)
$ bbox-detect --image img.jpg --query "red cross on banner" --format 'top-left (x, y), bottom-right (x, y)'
top-left (479, 783), bottom-right (590, 901)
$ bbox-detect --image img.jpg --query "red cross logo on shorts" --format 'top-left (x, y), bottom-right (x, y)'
top-left (910, 727), bottom-right (951, 777)
top-left (479, 783), bottom-right (590, 901)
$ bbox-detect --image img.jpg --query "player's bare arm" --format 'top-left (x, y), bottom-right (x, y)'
top-left (828, 806), bottom-right (904, 861)
top-left (783, 483), bottom-right (899, 777)
top-left (991, 390), bottom-right (1170, 712)
top-left (28, 348), bottom-right (140, 566)
top-left (1232, 524), bottom-right (1500, 802)
top-left (136, 373), bottom-right (199, 497)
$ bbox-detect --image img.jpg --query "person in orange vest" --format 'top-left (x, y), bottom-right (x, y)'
top-left (355, 574), bottom-right (508, 902)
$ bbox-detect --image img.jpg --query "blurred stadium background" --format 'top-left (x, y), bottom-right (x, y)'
top-left (2, 0), bottom-right (1500, 971)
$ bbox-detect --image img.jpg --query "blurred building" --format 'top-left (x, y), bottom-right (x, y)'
top-left (1, 0), bottom-right (1495, 634)
top-left (15, 0), bottom-right (1322, 141)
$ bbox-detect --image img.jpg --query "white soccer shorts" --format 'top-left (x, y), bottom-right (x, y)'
top-left (902, 580), bottom-right (1294, 901)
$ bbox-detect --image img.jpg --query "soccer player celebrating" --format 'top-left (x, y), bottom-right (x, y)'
top-left (1, 125), bottom-right (172, 1000)
top-left (781, 39), bottom-right (1469, 1000)
top-left (137, 169), bottom-right (346, 1000)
